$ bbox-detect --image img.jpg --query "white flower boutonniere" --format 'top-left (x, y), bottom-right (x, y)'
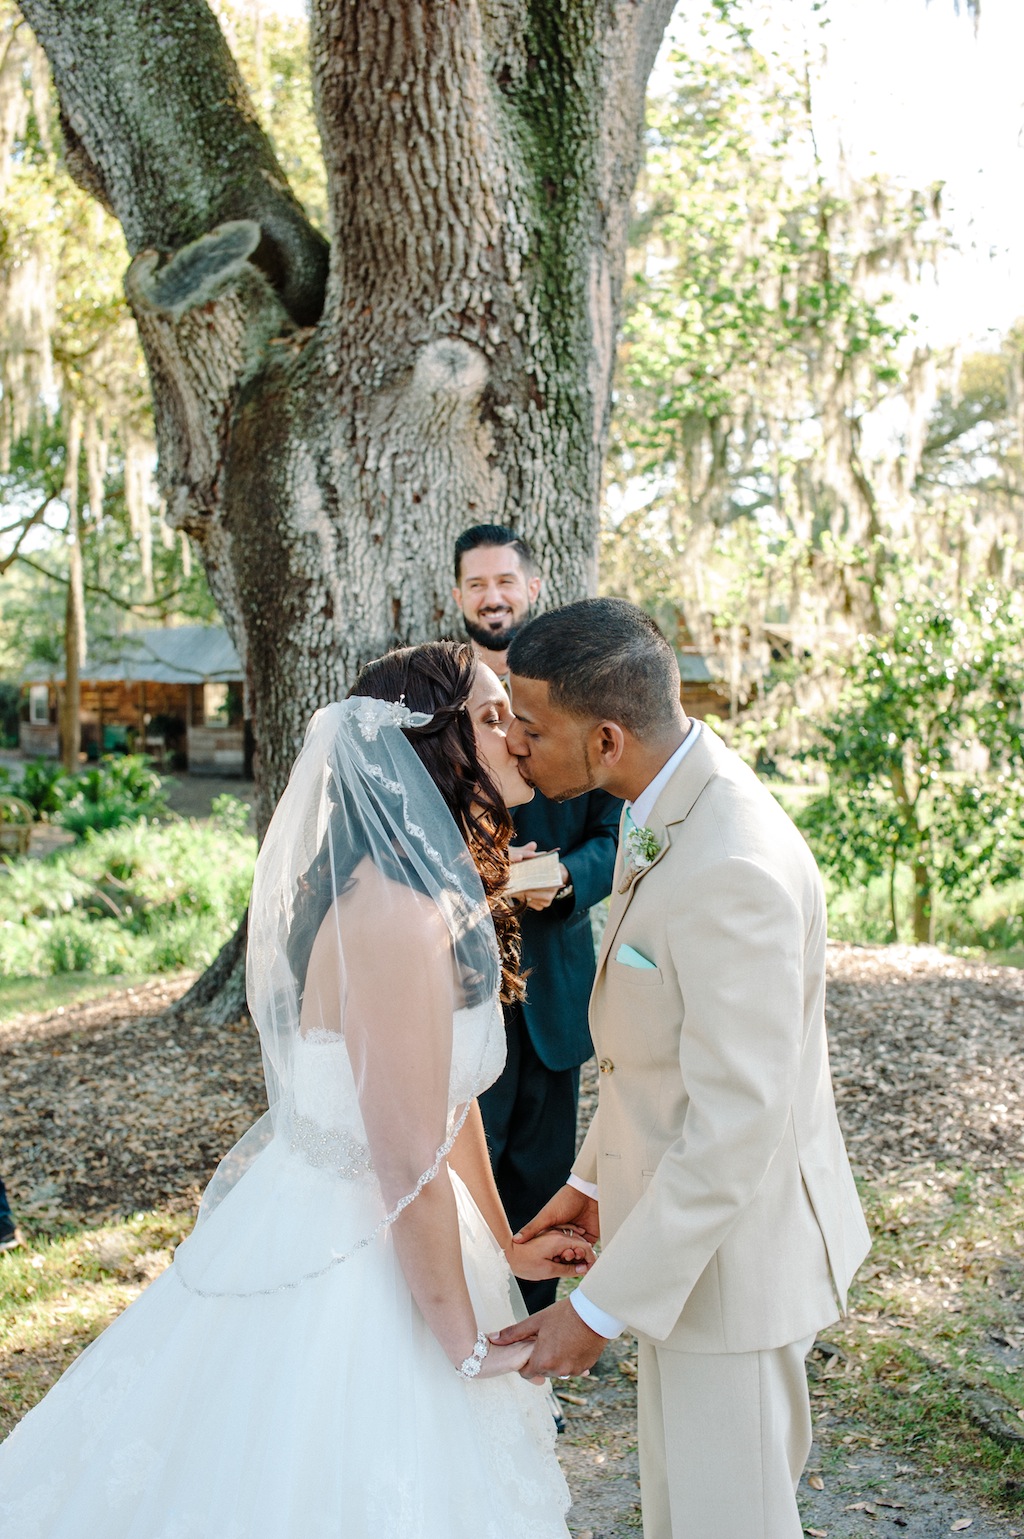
top-left (620, 823), bottom-right (663, 892)
top-left (626, 824), bottom-right (661, 868)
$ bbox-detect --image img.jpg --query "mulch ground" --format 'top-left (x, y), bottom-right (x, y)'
top-left (1, 975), bottom-right (264, 1224)
top-left (824, 944), bottom-right (1024, 1177)
top-left (1, 943), bottom-right (1023, 1536)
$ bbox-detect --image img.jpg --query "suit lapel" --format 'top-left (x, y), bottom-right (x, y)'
top-left (595, 726), bottom-right (725, 979)
top-left (597, 810), bottom-right (670, 973)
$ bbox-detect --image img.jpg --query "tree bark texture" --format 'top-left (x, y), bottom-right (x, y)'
top-left (21, 0), bottom-right (674, 835)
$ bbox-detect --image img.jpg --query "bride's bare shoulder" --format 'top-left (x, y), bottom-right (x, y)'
top-left (328, 855), bottom-right (449, 937)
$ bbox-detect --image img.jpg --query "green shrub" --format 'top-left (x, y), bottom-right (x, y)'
top-left (59, 755), bottom-right (169, 839)
top-left (0, 818), bottom-right (255, 980)
top-left (209, 793), bottom-right (251, 836)
top-left (18, 759), bottom-right (71, 820)
top-left (797, 590), bottom-right (1024, 945)
top-left (822, 869), bottom-right (1024, 957)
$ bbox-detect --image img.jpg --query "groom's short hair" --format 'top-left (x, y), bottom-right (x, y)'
top-left (508, 598), bottom-right (681, 739)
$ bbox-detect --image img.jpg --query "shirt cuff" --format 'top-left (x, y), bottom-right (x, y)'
top-left (567, 1173), bottom-right (599, 1200)
top-left (570, 1287), bottom-right (625, 1340)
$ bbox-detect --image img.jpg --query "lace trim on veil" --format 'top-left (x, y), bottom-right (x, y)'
top-left (173, 1090), bottom-right (480, 1300)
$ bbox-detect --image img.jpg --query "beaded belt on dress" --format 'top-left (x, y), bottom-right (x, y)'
top-left (287, 1112), bottom-right (374, 1179)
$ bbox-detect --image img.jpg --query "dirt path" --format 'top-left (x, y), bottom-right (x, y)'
top-left (2, 944), bottom-right (1023, 1536)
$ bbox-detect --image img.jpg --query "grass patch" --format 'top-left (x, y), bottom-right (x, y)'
top-left (818, 1169), bottom-right (1024, 1511)
top-left (0, 811), bottom-right (254, 980)
top-left (0, 1207), bottom-right (192, 1437)
top-left (0, 971), bottom-right (156, 1025)
top-left (821, 870), bottom-right (1024, 958)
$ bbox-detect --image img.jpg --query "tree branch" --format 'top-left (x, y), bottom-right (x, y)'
top-left (12, 550), bottom-right (187, 612)
top-left (19, 0), bottom-right (328, 326)
top-left (0, 488), bottom-right (62, 575)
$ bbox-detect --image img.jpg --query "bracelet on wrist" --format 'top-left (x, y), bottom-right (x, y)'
top-left (456, 1331), bottom-right (489, 1379)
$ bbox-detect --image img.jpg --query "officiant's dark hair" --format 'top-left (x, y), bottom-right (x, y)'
top-left (508, 598), bottom-right (681, 739)
top-left (454, 523), bottom-right (536, 581)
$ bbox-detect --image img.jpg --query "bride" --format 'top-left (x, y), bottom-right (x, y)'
top-left (0, 641), bottom-right (592, 1538)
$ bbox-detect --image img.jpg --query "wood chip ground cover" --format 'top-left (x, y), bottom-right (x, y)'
top-left (1, 943), bottom-right (1022, 1537)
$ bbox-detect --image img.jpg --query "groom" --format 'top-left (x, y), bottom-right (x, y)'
top-left (493, 598), bottom-right (870, 1539)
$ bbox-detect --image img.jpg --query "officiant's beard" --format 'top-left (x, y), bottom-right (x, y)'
top-left (463, 611), bottom-right (532, 655)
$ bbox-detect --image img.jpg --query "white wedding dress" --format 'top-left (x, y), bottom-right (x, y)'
top-left (0, 999), bottom-right (572, 1538)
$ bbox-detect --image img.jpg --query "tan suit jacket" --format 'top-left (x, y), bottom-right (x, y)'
top-left (574, 725), bottom-right (870, 1354)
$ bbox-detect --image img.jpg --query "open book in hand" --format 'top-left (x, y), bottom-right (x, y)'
top-left (505, 850), bottom-right (563, 896)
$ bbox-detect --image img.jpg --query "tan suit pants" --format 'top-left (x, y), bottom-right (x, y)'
top-left (637, 1333), bottom-right (815, 1539)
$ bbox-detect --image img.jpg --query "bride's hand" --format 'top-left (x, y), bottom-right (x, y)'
top-left (504, 1228), bottom-right (596, 1282)
top-left (475, 1337), bottom-right (537, 1378)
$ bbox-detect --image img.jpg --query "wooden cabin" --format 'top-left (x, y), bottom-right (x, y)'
top-left (19, 626), bottom-right (246, 775)
top-left (677, 650), bottom-right (729, 721)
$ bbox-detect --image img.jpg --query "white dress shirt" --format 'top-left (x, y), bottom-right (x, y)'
top-left (568, 721), bottom-right (702, 1339)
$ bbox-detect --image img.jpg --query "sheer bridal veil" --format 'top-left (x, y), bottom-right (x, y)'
top-left (175, 696), bottom-right (501, 1296)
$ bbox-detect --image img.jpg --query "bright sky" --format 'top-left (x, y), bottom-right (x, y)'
top-left (815, 0), bottom-right (1024, 341)
top-left (657, 0), bottom-right (1024, 345)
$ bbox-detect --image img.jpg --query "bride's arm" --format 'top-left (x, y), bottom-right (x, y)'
top-left (449, 1102), bottom-right (596, 1283)
top-left (337, 877), bottom-right (529, 1378)
top-left (448, 1101), bottom-right (513, 1248)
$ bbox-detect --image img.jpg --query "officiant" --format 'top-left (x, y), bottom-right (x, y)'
top-left (451, 525), bottom-right (621, 1311)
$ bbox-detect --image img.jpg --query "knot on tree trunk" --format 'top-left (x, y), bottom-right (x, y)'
top-left (130, 221), bottom-right (263, 319)
top-left (387, 338), bottom-right (492, 440)
top-left (411, 338), bottom-right (488, 403)
top-left (362, 337), bottom-right (502, 515)
top-left (375, 337), bottom-right (498, 474)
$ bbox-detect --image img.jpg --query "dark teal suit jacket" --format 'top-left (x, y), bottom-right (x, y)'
top-left (513, 788), bottom-right (622, 1072)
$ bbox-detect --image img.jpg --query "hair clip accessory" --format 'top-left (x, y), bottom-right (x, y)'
top-left (347, 696), bottom-right (434, 742)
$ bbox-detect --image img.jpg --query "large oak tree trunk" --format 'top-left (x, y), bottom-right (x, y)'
top-left (21, 0), bottom-right (674, 1015)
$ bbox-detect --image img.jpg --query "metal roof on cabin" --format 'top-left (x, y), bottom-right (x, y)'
top-left (676, 651), bottom-right (714, 684)
top-left (21, 626), bottom-right (242, 685)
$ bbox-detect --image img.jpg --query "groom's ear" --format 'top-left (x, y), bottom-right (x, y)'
top-left (592, 720), bottom-right (626, 770)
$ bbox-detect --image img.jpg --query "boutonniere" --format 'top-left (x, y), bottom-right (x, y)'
top-left (619, 823), bottom-right (662, 892)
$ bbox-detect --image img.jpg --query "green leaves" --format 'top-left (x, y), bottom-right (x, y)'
top-left (0, 813), bottom-right (255, 979)
top-left (58, 755), bottom-right (169, 840)
top-left (797, 589), bottom-right (1024, 940)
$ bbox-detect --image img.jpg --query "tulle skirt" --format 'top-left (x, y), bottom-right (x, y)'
top-left (0, 1141), bottom-right (571, 1539)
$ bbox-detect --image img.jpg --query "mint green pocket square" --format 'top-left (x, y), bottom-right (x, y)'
top-left (615, 942), bottom-right (657, 970)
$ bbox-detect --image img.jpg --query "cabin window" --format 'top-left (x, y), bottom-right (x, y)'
top-left (203, 683), bottom-right (230, 726)
top-left (29, 685), bottom-right (49, 725)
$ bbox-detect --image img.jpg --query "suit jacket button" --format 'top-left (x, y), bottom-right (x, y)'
top-left (599, 1057), bottom-right (614, 1074)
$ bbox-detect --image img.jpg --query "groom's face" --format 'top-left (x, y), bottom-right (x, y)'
top-left (506, 674), bottom-right (599, 802)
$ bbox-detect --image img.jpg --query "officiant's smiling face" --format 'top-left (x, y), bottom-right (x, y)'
top-left (453, 544), bottom-right (542, 657)
top-left (506, 674), bottom-right (607, 803)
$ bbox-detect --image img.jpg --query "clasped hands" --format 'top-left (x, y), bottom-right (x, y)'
top-left (496, 1185), bottom-right (607, 1383)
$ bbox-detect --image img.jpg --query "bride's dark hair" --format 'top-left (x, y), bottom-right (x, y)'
top-left (288, 641), bottom-right (524, 1005)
